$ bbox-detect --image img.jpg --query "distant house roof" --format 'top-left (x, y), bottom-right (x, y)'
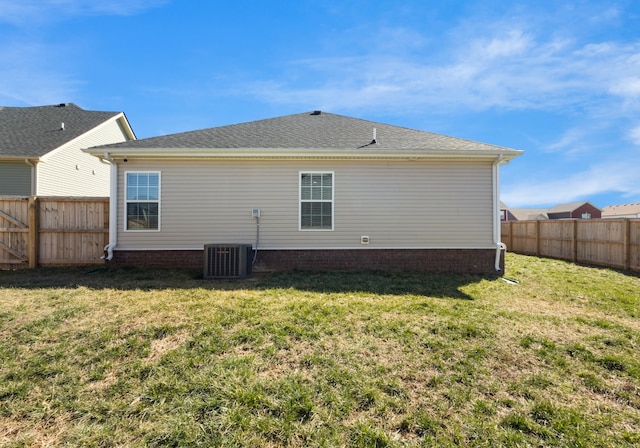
top-left (602, 203), bottom-right (640, 218)
top-left (507, 208), bottom-right (549, 221)
top-left (547, 201), bottom-right (600, 214)
top-left (92, 111), bottom-right (524, 160)
top-left (0, 103), bottom-right (131, 159)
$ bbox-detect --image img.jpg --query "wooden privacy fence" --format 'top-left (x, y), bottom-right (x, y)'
top-left (502, 219), bottom-right (640, 272)
top-left (0, 196), bottom-right (108, 269)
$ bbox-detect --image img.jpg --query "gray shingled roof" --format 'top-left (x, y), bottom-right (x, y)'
top-left (0, 103), bottom-right (122, 158)
top-left (100, 111), bottom-right (518, 153)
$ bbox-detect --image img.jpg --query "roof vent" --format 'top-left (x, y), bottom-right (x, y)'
top-left (60, 122), bottom-right (65, 131)
top-left (311, 110), bottom-right (322, 115)
top-left (56, 103), bottom-right (67, 107)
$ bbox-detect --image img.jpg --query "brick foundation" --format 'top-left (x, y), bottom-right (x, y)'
top-left (112, 248), bottom-right (504, 275)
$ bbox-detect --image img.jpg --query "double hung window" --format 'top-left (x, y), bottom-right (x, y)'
top-left (300, 172), bottom-right (333, 230)
top-left (125, 172), bottom-right (160, 230)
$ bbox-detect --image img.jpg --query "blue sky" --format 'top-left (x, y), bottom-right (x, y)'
top-left (2, 0), bottom-right (640, 208)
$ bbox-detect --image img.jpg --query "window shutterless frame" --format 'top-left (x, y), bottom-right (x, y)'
top-left (124, 171), bottom-right (161, 231)
top-left (299, 171), bottom-right (334, 231)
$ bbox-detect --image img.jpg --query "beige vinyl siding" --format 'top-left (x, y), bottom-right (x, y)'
top-left (0, 161), bottom-right (31, 195)
top-left (37, 118), bottom-right (129, 196)
top-left (117, 158), bottom-right (494, 251)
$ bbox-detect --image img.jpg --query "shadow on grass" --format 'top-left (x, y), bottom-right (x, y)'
top-left (0, 266), bottom-right (487, 300)
top-left (257, 270), bottom-right (482, 300)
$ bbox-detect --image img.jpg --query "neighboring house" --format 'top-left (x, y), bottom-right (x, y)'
top-left (86, 111), bottom-right (523, 274)
top-left (502, 201), bottom-right (601, 221)
top-left (505, 208), bottom-right (549, 221)
top-left (500, 201), bottom-right (519, 221)
top-left (602, 203), bottom-right (640, 219)
top-left (547, 202), bottom-right (601, 219)
top-left (0, 103), bottom-right (135, 196)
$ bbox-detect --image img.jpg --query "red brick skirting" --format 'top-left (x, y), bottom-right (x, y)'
top-left (112, 248), bottom-right (504, 275)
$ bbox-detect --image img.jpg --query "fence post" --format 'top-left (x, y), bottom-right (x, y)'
top-left (572, 220), bottom-right (578, 263)
top-left (508, 221), bottom-right (513, 250)
top-left (28, 196), bottom-right (39, 269)
top-left (536, 220), bottom-right (541, 256)
top-left (624, 219), bottom-right (631, 271)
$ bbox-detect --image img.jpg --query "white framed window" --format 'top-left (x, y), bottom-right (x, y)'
top-left (299, 171), bottom-right (334, 231)
top-left (125, 171), bottom-right (160, 231)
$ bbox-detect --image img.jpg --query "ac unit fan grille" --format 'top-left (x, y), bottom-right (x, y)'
top-left (204, 244), bottom-right (252, 279)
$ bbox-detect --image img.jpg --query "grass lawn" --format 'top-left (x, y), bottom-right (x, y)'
top-left (1, 253), bottom-right (639, 447)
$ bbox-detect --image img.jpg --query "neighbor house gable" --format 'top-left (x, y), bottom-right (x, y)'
top-left (0, 103), bottom-right (135, 196)
top-left (547, 201), bottom-right (601, 219)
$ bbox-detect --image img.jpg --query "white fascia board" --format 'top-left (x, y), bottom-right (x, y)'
top-left (0, 156), bottom-right (41, 162)
top-left (84, 147), bottom-right (524, 161)
top-left (41, 113), bottom-right (129, 163)
top-left (116, 113), bottom-right (137, 141)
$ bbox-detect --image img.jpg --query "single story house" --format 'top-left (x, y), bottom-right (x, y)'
top-left (504, 207), bottom-right (549, 221)
top-left (86, 111), bottom-right (523, 275)
top-left (0, 103), bottom-right (135, 196)
top-left (602, 203), bottom-right (640, 219)
top-left (547, 202), bottom-right (601, 219)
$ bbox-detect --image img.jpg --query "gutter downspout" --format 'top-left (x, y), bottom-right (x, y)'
top-left (99, 152), bottom-right (117, 261)
top-left (493, 155), bottom-right (508, 271)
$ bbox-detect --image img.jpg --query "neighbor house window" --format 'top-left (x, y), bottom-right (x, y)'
top-left (300, 172), bottom-right (333, 230)
top-left (125, 172), bottom-right (160, 230)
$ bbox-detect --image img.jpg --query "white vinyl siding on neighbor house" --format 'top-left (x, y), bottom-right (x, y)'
top-left (37, 118), bottom-right (130, 196)
top-left (115, 159), bottom-right (494, 251)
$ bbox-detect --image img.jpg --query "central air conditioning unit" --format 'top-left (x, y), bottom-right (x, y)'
top-left (203, 244), bottom-right (253, 279)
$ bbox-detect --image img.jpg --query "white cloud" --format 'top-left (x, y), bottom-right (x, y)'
top-left (610, 77), bottom-right (640, 97)
top-left (237, 11), bottom-right (640, 119)
top-left (470, 29), bottom-right (532, 61)
top-left (502, 158), bottom-right (640, 207)
top-left (0, 0), bottom-right (168, 25)
top-left (0, 0), bottom-right (169, 105)
top-left (629, 125), bottom-right (640, 145)
top-left (244, 30), bottom-right (630, 116)
top-left (0, 42), bottom-right (80, 105)
top-left (545, 128), bottom-right (590, 153)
